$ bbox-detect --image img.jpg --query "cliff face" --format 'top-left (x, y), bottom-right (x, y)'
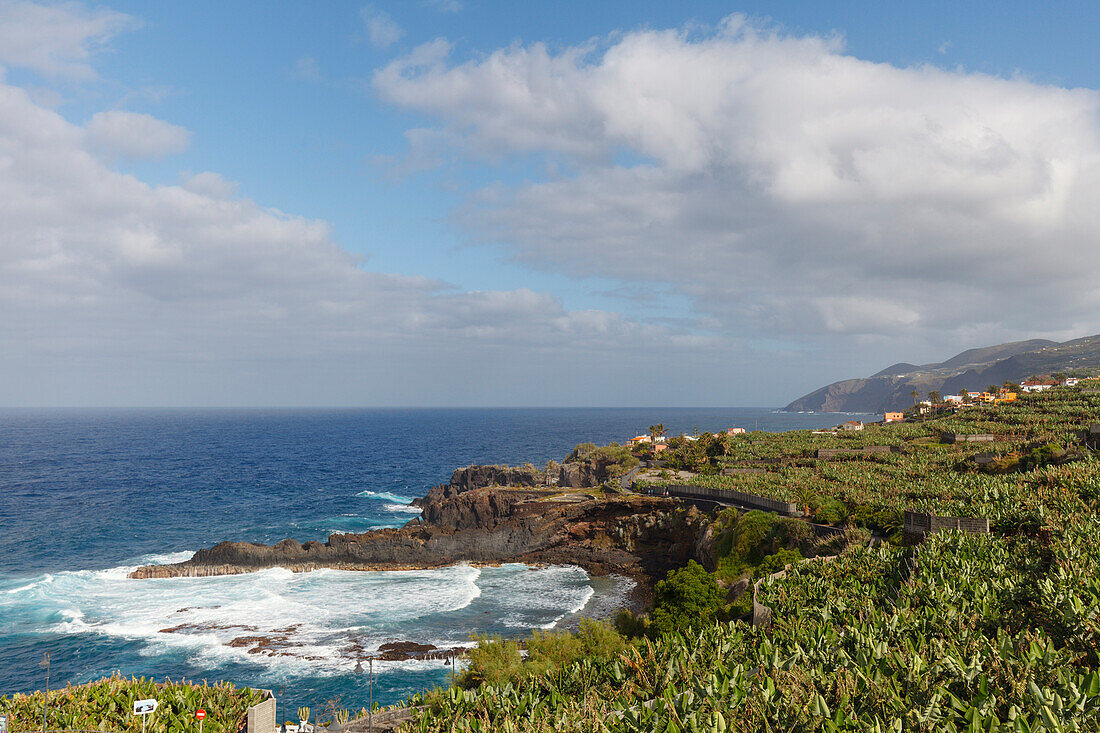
top-left (131, 469), bottom-right (712, 586)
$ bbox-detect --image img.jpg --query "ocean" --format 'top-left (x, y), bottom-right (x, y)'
top-left (0, 407), bottom-right (864, 713)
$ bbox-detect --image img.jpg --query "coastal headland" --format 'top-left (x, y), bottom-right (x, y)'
top-left (130, 463), bottom-right (714, 590)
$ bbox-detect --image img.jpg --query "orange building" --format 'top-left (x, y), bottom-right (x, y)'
top-left (884, 412), bottom-right (904, 423)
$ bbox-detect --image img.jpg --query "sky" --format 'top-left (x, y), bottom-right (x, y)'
top-left (2, 1), bottom-right (1100, 407)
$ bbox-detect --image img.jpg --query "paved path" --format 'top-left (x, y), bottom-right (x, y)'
top-left (619, 465), bottom-right (643, 490)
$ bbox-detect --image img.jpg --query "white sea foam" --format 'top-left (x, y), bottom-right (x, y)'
top-left (136, 550), bottom-right (196, 566)
top-left (0, 559), bottom-right (593, 681)
top-left (383, 503), bottom-right (422, 514)
top-left (356, 490), bottom-right (415, 504)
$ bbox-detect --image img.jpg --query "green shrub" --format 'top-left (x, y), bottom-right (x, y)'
top-left (458, 634), bottom-right (524, 688)
top-left (649, 560), bottom-right (725, 635)
top-left (755, 547), bottom-right (803, 578)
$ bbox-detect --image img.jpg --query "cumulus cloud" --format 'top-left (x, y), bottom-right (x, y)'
top-left (374, 18), bottom-right (1100, 347)
top-left (85, 110), bottom-right (191, 159)
top-left (0, 0), bottom-right (134, 78)
top-left (361, 5), bottom-right (403, 49)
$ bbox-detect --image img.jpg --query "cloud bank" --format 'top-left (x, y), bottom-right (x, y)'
top-left (1, 3), bottom-right (713, 406)
top-left (374, 18), bottom-right (1100, 346)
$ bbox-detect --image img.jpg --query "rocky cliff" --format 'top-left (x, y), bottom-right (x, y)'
top-left (785, 334), bottom-right (1100, 413)
top-left (131, 467), bottom-right (712, 587)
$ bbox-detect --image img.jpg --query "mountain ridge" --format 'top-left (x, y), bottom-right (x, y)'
top-left (785, 334), bottom-right (1100, 413)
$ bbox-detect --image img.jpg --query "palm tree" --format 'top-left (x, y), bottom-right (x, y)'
top-left (910, 390), bottom-right (919, 406)
top-left (649, 423), bottom-right (666, 442)
top-left (929, 390), bottom-right (941, 404)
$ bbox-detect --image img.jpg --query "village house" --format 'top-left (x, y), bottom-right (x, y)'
top-left (884, 412), bottom-right (904, 423)
top-left (1021, 379), bottom-right (1058, 393)
top-left (944, 395), bottom-right (964, 404)
top-left (726, 427), bottom-right (746, 435)
top-left (1063, 377), bottom-right (1080, 387)
top-left (838, 420), bottom-right (864, 431)
top-left (629, 435), bottom-right (652, 445)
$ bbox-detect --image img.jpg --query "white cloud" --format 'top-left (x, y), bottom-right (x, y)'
top-left (292, 55), bottom-right (322, 81)
top-left (374, 18), bottom-right (1100, 347)
top-left (0, 0), bottom-right (135, 78)
top-left (85, 110), bottom-right (191, 159)
top-left (423, 0), bottom-right (462, 13)
top-left (361, 5), bottom-right (403, 49)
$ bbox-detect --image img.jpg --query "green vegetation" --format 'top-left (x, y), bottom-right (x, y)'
top-left (459, 619), bottom-right (627, 689)
top-left (566, 442), bottom-right (639, 478)
top-left (0, 675), bottom-right (266, 733)
top-left (403, 382), bottom-right (1100, 731)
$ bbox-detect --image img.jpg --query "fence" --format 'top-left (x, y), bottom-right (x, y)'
top-left (902, 510), bottom-right (989, 538)
top-left (815, 446), bottom-right (897, 458)
top-left (247, 692), bottom-right (276, 733)
top-left (940, 433), bottom-right (996, 444)
top-left (664, 484), bottom-right (801, 516)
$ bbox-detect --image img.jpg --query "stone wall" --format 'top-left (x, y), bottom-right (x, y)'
top-left (666, 485), bottom-right (801, 516)
top-left (903, 510), bottom-right (989, 538)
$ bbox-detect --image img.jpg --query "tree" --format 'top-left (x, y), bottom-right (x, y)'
top-left (910, 390), bottom-right (919, 406)
top-left (960, 389), bottom-right (970, 403)
top-left (929, 390), bottom-right (942, 404)
top-left (649, 423), bottom-right (666, 442)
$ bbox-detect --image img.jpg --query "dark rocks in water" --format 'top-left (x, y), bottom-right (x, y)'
top-left (372, 641), bottom-right (465, 662)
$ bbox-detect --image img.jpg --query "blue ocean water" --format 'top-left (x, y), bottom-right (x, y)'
top-left (0, 407), bottom-right (863, 713)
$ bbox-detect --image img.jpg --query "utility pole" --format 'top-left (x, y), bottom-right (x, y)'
top-left (40, 652), bottom-right (50, 733)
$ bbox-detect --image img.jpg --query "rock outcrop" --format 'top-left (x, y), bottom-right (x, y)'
top-left (131, 467), bottom-right (713, 588)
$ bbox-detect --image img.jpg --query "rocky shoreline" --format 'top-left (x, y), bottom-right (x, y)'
top-left (130, 464), bottom-right (714, 593)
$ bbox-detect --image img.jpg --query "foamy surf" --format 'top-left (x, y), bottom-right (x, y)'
top-left (356, 490), bottom-right (415, 504)
top-left (0, 559), bottom-right (588, 681)
top-left (383, 503), bottom-right (422, 514)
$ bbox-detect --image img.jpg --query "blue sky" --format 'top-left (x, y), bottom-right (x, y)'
top-left (2, 1), bottom-right (1100, 406)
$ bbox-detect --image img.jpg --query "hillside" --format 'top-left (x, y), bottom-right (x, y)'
top-left (786, 334), bottom-right (1100, 412)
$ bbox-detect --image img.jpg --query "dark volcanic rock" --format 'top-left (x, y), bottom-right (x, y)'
top-left (446, 465), bottom-right (544, 492)
top-left (130, 473), bottom-right (713, 589)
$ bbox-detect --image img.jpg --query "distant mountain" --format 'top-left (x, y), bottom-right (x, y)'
top-left (785, 334), bottom-right (1100, 413)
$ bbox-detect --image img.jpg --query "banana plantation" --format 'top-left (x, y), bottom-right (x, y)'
top-left (405, 383), bottom-right (1100, 731)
